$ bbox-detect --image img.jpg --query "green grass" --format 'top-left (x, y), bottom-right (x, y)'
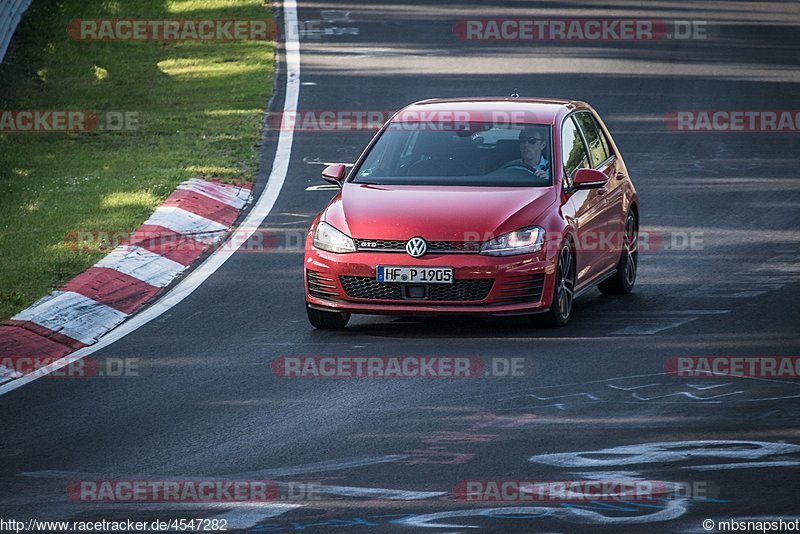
top-left (0, 0), bottom-right (274, 321)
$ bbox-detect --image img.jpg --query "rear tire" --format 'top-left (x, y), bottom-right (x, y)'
top-left (598, 211), bottom-right (638, 295)
top-left (533, 241), bottom-right (575, 327)
top-left (307, 306), bottom-right (350, 329)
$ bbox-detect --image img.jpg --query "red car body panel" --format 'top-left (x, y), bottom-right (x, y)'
top-left (305, 247), bottom-right (557, 316)
top-left (324, 185), bottom-right (556, 242)
top-left (304, 98), bottom-right (638, 317)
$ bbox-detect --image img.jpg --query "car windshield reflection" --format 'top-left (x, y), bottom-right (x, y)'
top-left (352, 122), bottom-right (553, 187)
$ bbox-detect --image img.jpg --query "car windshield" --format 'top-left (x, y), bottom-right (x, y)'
top-left (351, 122), bottom-right (553, 187)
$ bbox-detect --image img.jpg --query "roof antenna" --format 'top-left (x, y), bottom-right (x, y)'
top-left (510, 89), bottom-right (519, 98)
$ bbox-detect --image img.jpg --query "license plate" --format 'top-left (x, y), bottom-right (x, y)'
top-left (376, 266), bottom-right (453, 284)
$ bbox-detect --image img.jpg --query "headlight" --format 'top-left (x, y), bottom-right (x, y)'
top-left (313, 221), bottom-right (356, 253)
top-left (480, 226), bottom-right (545, 256)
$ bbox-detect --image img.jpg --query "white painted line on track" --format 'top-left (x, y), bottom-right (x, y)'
top-left (685, 460), bottom-right (800, 471)
top-left (0, 365), bottom-right (22, 384)
top-left (207, 505), bottom-right (303, 530)
top-left (610, 318), bottom-right (698, 336)
top-left (0, 0), bottom-right (301, 396)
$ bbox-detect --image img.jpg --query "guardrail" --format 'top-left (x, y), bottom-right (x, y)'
top-left (0, 0), bottom-right (33, 64)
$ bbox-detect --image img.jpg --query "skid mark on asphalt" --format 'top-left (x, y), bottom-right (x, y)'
top-left (489, 372), bottom-right (800, 414)
top-left (527, 392), bottom-right (602, 401)
top-left (238, 456), bottom-right (407, 478)
top-left (610, 317), bottom-right (700, 335)
top-left (693, 249), bottom-right (799, 299)
top-left (685, 460), bottom-right (800, 470)
top-left (570, 310), bottom-right (731, 336)
top-left (529, 440), bottom-right (800, 471)
top-left (630, 390), bottom-right (744, 401)
top-left (12, 462), bottom-right (444, 529)
top-left (298, 9), bottom-right (359, 39)
top-left (598, 250), bottom-right (799, 336)
top-left (14, 407), bottom-right (771, 529)
top-left (394, 499), bottom-right (691, 528)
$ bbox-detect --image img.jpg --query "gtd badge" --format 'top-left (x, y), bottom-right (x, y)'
top-left (405, 237), bottom-right (427, 258)
top-left (360, 241), bottom-right (378, 248)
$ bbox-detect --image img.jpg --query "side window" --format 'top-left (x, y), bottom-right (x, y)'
top-left (574, 112), bottom-right (611, 168)
top-left (597, 124), bottom-right (612, 159)
top-left (561, 116), bottom-right (590, 187)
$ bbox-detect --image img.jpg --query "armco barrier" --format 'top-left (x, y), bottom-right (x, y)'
top-left (0, 0), bottom-right (32, 64)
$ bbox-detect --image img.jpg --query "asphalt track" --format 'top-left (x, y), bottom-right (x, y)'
top-left (2, 1), bottom-right (800, 532)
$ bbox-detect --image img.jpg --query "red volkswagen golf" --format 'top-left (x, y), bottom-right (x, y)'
top-left (304, 97), bottom-right (638, 329)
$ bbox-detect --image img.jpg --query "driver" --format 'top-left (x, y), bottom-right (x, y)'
top-left (507, 126), bottom-right (550, 179)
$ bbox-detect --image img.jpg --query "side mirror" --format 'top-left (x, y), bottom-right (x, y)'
top-left (321, 164), bottom-right (346, 186)
top-left (572, 168), bottom-right (609, 190)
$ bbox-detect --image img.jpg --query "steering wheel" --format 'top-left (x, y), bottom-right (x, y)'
top-left (405, 157), bottom-right (471, 176)
top-left (501, 162), bottom-right (539, 174)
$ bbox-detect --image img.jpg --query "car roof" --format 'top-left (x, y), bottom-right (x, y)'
top-left (393, 97), bottom-right (589, 126)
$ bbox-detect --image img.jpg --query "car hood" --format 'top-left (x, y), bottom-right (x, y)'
top-left (322, 183), bottom-right (556, 241)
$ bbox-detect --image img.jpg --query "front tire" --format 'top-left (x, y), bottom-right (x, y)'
top-left (598, 211), bottom-right (638, 295)
top-left (534, 241), bottom-right (575, 327)
top-left (307, 306), bottom-right (351, 329)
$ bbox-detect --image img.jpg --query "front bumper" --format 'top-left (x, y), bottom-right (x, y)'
top-left (304, 247), bottom-right (557, 316)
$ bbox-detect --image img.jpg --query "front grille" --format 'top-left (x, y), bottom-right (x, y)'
top-left (339, 276), bottom-right (493, 302)
top-left (494, 274), bottom-right (546, 304)
top-left (339, 276), bottom-right (402, 300)
top-left (354, 238), bottom-right (481, 254)
top-left (307, 270), bottom-right (341, 301)
top-left (428, 279), bottom-right (494, 300)
top-left (428, 241), bottom-right (481, 253)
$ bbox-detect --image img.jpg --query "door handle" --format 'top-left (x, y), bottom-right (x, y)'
top-left (615, 172), bottom-right (626, 180)
top-left (597, 187), bottom-right (608, 195)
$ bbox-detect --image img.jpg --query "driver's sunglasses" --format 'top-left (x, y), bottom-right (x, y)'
top-left (520, 136), bottom-right (545, 145)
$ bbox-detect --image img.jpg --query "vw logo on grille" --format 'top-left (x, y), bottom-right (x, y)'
top-left (405, 237), bottom-right (427, 257)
